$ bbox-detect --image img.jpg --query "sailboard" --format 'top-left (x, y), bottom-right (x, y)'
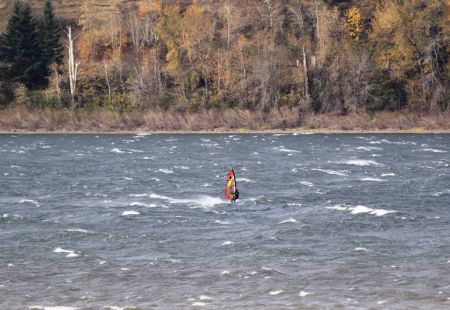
top-left (225, 167), bottom-right (239, 202)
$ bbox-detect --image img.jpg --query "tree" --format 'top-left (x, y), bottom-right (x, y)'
top-left (0, 1), bottom-right (48, 89)
top-left (39, 0), bottom-right (63, 67)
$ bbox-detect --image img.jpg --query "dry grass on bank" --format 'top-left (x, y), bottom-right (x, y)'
top-left (0, 105), bottom-right (449, 133)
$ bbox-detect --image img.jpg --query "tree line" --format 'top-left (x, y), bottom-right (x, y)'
top-left (0, 0), bottom-right (448, 114)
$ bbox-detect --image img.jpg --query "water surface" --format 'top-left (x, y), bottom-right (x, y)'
top-left (1, 134), bottom-right (449, 309)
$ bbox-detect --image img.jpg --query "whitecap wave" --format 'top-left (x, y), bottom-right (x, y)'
top-left (158, 168), bottom-right (174, 174)
top-left (356, 146), bottom-right (382, 151)
top-left (300, 181), bottom-right (314, 187)
top-left (359, 177), bottom-right (385, 182)
top-left (326, 204), bottom-right (396, 216)
top-left (381, 173), bottom-right (396, 177)
top-left (269, 290), bottom-right (283, 295)
top-left (150, 194), bottom-right (227, 208)
top-left (421, 148), bottom-right (447, 153)
top-left (221, 241), bottom-right (234, 246)
top-left (215, 220), bottom-right (230, 225)
top-left (28, 307), bottom-right (79, 310)
top-left (342, 159), bottom-right (383, 166)
top-left (121, 211), bottom-right (140, 216)
top-left (53, 247), bottom-right (80, 258)
top-left (299, 291), bottom-right (311, 297)
top-left (65, 228), bottom-right (90, 234)
top-left (354, 247), bottom-right (369, 252)
top-left (312, 168), bottom-right (349, 176)
top-left (130, 202), bottom-right (157, 208)
top-left (238, 178), bottom-right (255, 183)
top-left (111, 148), bottom-right (125, 154)
top-left (279, 218), bottom-right (297, 224)
top-left (20, 199), bottom-right (39, 206)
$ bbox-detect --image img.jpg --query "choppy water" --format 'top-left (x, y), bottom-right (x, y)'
top-left (1, 133), bottom-right (450, 309)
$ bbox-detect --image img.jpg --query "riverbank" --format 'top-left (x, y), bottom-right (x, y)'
top-left (0, 106), bottom-right (449, 134)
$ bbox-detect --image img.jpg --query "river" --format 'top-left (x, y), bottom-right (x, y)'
top-left (1, 133), bottom-right (449, 309)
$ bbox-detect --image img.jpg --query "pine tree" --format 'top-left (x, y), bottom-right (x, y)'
top-left (39, 0), bottom-right (63, 66)
top-left (0, 1), bottom-right (48, 89)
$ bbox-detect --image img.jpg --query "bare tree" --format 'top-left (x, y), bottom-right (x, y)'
top-left (66, 26), bottom-right (79, 105)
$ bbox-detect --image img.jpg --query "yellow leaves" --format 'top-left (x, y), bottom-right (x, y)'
top-left (137, 3), bottom-right (150, 17)
top-left (77, 32), bottom-right (95, 62)
top-left (345, 6), bottom-right (363, 41)
top-left (149, 0), bottom-right (162, 13)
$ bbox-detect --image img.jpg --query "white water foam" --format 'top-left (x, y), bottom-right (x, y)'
top-left (354, 247), bottom-right (369, 252)
top-left (356, 146), bottom-right (382, 151)
top-left (130, 202), bottom-right (157, 208)
top-left (299, 291), bottom-right (311, 297)
top-left (359, 177), bottom-right (385, 182)
top-left (215, 220), bottom-right (230, 225)
top-left (326, 204), bottom-right (396, 216)
top-left (312, 168), bottom-right (349, 176)
top-left (53, 247), bottom-right (79, 258)
top-left (20, 199), bottom-right (40, 206)
top-left (121, 211), bottom-right (140, 216)
top-left (29, 307), bottom-right (79, 310)
top-left (269, 290), bottom-right (283, 295)
top-left (221, 241), bottom-right (234, 246)
top-left (110, 148), bottom-right (125, 154)
top-left (192, 302), bottom-right (206, 307)
top-left (66, 228), bottom-right (90, 234)
top-left (381, 173), bottom-right (396, 177)
top-left (342, 159), bottom-right (383, 166)
top-left (150, 193), bottom-right (227, 208)
top-left (287, 203), bottom-right (302, 207)
top-left (300, 181), bottom-right (314, 187)
top-left (422, 148), bottom-right (447, 153)
top-left (239, 178), bottom-right (255, 183)
top-left (277, 147), bottom-right (300, 153)
top-left (174, 165), bottom-right (190, 170)
top-left (158, 168), bottom-right (174, 174)
top-left (279, 218), bottom-right (298, 224)
top-left (199, 295), bottom-right (213, 300)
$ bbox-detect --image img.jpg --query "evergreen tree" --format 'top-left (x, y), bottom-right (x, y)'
top-left (0, 1), bottom-right (48, 89)
top-left (39, 0), bottom-right (63, 67)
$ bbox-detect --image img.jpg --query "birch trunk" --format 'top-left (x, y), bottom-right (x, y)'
top-left (66, 26), bottom-right (79, 105)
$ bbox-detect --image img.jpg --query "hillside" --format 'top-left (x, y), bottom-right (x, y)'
top-left (0, 0), bottom-right (375, 30)
top-left (0, 0), bottom-right (448, 127)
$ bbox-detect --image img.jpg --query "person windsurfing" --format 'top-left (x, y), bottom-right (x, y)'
top-left (225, 167), bottom-right (239, 202)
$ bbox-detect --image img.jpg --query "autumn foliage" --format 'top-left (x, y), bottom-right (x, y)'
top-left (1, 0), bottom-right (449, 117)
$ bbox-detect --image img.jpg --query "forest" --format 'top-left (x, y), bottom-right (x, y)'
top-left (0, 0), bottom-right (449, 131)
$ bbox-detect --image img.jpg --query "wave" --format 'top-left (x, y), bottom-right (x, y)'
top-left (359, 177), bottom-right (385, 182)
top-left (341, 159), bottom-right (383, 166)
top-left (326, 204), bottom-right (396, 216)
top-left (20, 199), bottom-right (40, 207)
top-left (150, 193), bottom-right (227, 208)
top-left (110, 148), bottom-right (125, 154)
top-left (381, 173), bottom-right (396, 177)
top-left (130, 202), bottom-right (157, 208)
top-left (158, 168), bottom-right (174, 174)
top-left (279, 218), bottom-right (298, 224)
top-left (312, 168), bottom-right (349, 176)
top-left (53, 247), bottom-right (80, 258)
top-left (421, 148), bottom-right (447, 153)
top-left (238, 177), bottom-right (255, 183)
top-left (121, 210), bottom-right (140, 216)
top-left (356, 146), bottom-right (382, 151)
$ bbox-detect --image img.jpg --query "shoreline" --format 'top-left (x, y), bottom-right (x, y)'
top-left (0, 106), bottom-right (449, 135)
top-left (1, 128), bottom-right (449, 135)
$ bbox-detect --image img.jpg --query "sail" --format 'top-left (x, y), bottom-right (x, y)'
top-left (225, 168), bottom-right (239, 202)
